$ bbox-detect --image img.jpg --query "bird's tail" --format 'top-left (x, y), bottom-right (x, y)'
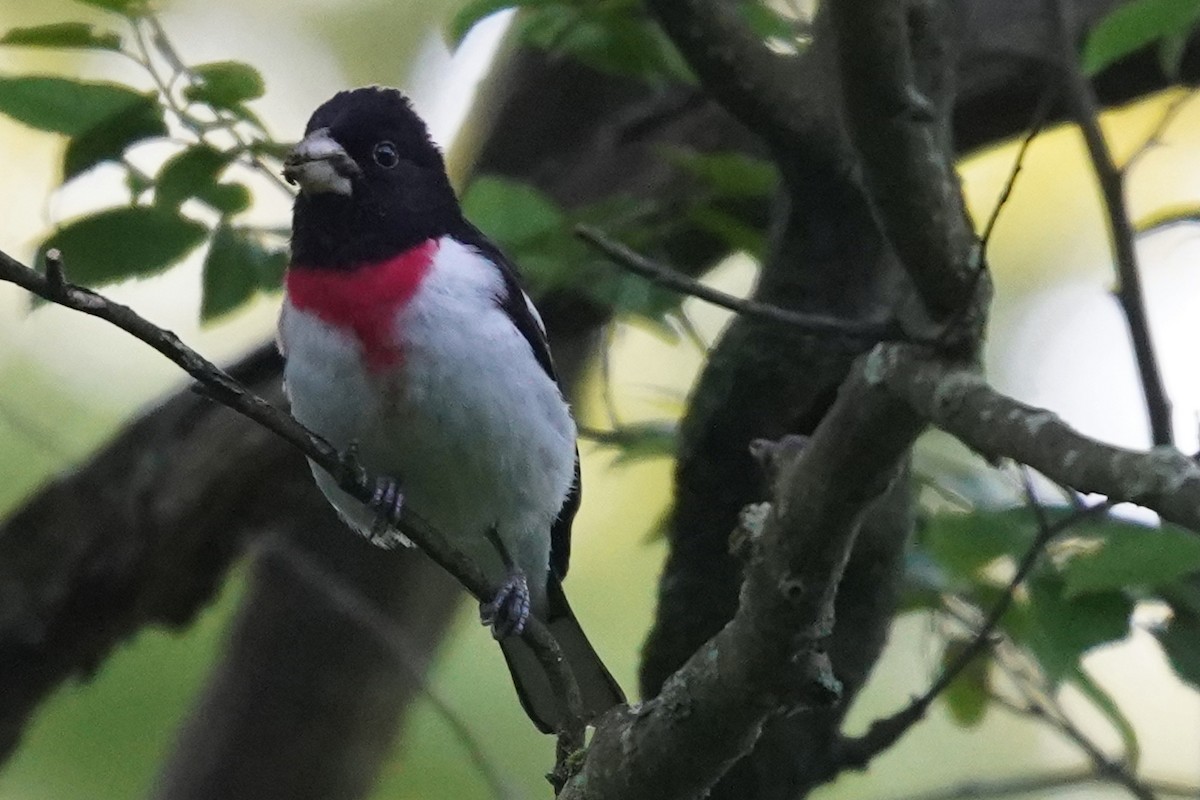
top-left (498, 577), bottom-right (626, 733)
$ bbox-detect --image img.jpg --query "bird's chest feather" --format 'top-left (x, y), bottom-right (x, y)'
top-left (278, 238), bottom-right (576, 536)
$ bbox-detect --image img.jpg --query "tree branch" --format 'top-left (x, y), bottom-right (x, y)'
top-left (575, 225), bottom-right (911, 342)
top-left (0, 249), bottom-right (587, 762)
top-left (829, 0), bottom-right (981, 319)
top-left (642, 0), bottom-right (813, 152)
top-left (835, 494), bottom-right (1111, 772)
top-left (876, 344), bottom-right (1200, 532)
top-left (1046, 0), bottom-right (1174, 447)
top-left (562, 356), bottom-right (927, 800)
top-left (993, 695), bottom-right (1156, 800)
top-left (876, 767), bottom-right (1200, 800)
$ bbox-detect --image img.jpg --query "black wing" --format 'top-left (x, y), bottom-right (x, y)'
top-left (450, 220), bottom-right (580, 579)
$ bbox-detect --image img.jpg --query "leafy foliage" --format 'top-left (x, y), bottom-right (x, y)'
top-left (183, 61), bottom-right (265, 111)
top-left (0, 7), bottom-right (287, 320)
top-left (910, 492), bottom-right (1200, 757)
top-left (73, 0), bottom-right (149, 13)
top-left (0, 76), bottom-right (150, 136)
top-left (0, 23), bottom-right (122, 51)
top-left (580, 420), bottom-right (678, 466)
top-left (1059, 522), bottom-right (1200, 596)
top-left (1082, 0), bottom-right (1200, 75)
top-left (462, 175), bottom-right (684, 327)
top-left (942, 638), bottom-right (990, 727)
top-left (38, 207), bottom-right (208, 284)
top-left (202, 225), bottom-right (285, 320)
top-left (449, 0), bottom-right (692, 84)
top-left (63, 96), bottom-right (166, 179)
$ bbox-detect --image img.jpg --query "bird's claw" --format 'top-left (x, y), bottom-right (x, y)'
top-left (366, 476), bottom-right (407, 550)
top-left (480, 572), bottom-right (531, 639)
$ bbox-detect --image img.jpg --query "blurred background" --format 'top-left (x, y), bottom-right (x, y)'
top-left (1, 0), bottom-right (1198, 798)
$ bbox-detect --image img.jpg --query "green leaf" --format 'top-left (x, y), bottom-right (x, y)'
top-left (71, 0), bottom-right (149, 14)
top-left (38, 207), bottom-right (207, 285)
top-left (922, 508), bottom-right (1039, 579)
top-left (464, 176), bottom-right (681, 324)
top-left (249, 139), bottom-right (295, 160)
top-left (203, 183), bottom-right (252, 215)
top-left (1081, 0), bottom-right (1200, 75)
top-left (183, 61), bottom-right (265, 110)
top-left (738, 0), bottom-right (797, 42)
top-left (1157, 605), bottom-right (1200, 689)
top-left (667, 149), bottom-right (779, 198)
top-left (252, 247), bottom-right (288, 289)
top-left (688, 205), bottom-right (767, 256)
top-left (446, 0), bottom-right (557, 46)
top-left (583, 421), bottom-right (678, 466)
top-left (516, 6), bottom-right (692, 84)
top-left (0, 75), bottom-right (145, 135)
top-left (942, 638), bottom-right (990, 727)
top-left (201, 225), bottom-right (261, 320)
top-left (0, 23), bottom-right (122, 50)
top-left (63, 96), bottom-right (165, 179)
top-left (156, 145), bottom-right (235, 209)
top-left (462, 175), bottom-right (565, 245)
top-left (1023, 574), bottom-right (1132, 683)
top-left (1061, 522), bottom-right (1200, 596)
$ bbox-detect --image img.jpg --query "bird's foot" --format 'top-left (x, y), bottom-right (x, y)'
top-left (365, 476), bottom-right (408, 550)
top-left (480, 572), bottom-right (531, 640)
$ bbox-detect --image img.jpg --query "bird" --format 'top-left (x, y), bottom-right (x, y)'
top-left (276, 86), bottom-right (625, 733)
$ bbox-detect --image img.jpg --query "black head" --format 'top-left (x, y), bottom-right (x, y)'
top-left (285, 87), bottom-right (461, 268)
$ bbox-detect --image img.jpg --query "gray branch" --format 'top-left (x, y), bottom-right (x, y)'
top-left (877, 345), bottom-right (1200, 531)
top-left (562, 362), bottom-right (927, 799)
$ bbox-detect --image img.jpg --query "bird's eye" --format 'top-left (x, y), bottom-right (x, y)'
top-left (373, 141), bottom-right (399, 168)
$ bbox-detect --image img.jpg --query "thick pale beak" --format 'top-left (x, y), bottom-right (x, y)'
top-left (282, 128), bottom-right (361, 196)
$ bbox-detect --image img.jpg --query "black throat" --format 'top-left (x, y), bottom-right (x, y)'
top-left (290, 190), bottom-right (462, 269)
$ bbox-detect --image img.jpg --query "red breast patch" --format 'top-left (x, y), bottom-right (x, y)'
top-left (286, 239), bottom-right (438, 371)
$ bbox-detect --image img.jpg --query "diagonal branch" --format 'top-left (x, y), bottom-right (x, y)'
top-left (829, 0), bottom-right (981, 319)
top-left (875, 344), bottom-right (1200, 532)
top-left (560, 356), bottom-right (928, 800)
top-left (0, 247), bottom-right (587, 761)
top-left (1046, 0), bottom-right (1174, 446)
top-left (575, 225), bottom-right (912, 342)
top-left (643, 0), bottom-right (813, 152)
top-left (835, 495), bottom-right (1112, 772)
top-left (876, 767), bottom-right (1200, 800)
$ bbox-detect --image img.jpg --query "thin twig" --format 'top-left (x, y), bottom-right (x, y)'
top-left (835, 497), bottom-right (1112, 771)
top-left (0, 248), bottom-right (587, 763)
top-left (875, 768), bottom-right (1113, 800)
top-left (261, 539), bottom-right (524, 800)
top-left (1047, 0), bottom-right (1173, 447)
top-left (993, 696), bottom-right (1158, 800)
top-left (875, 344), bottom-right (1200, 533)
top-left (575, 225), bottom-right (916, 343)
top-left (1121, 89), bottom-right (1194, 176)
top-left (132, 15), bottom-right (293, 196)
top-left (980, 83), bottom-right (1057, 251)
top-left (877, 767), bottom-right (1198, 800)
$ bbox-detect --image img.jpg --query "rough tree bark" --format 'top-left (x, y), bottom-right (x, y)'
top-left (1, 0), bottom-right (1196, 798)
top-left (639, 1), bottom-right (1194, 799)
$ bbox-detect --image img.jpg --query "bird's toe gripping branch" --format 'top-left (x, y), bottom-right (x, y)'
top-left (366, 476), bottom-right (409, 550)
top-left (480, 572), bottom-right (531, 640)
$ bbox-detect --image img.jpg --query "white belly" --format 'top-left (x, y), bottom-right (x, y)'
top-left (278, 239), bottom-right (577, 603)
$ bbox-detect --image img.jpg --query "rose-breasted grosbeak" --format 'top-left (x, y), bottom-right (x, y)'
top-left (278, 86), bottom-right (624, 732)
